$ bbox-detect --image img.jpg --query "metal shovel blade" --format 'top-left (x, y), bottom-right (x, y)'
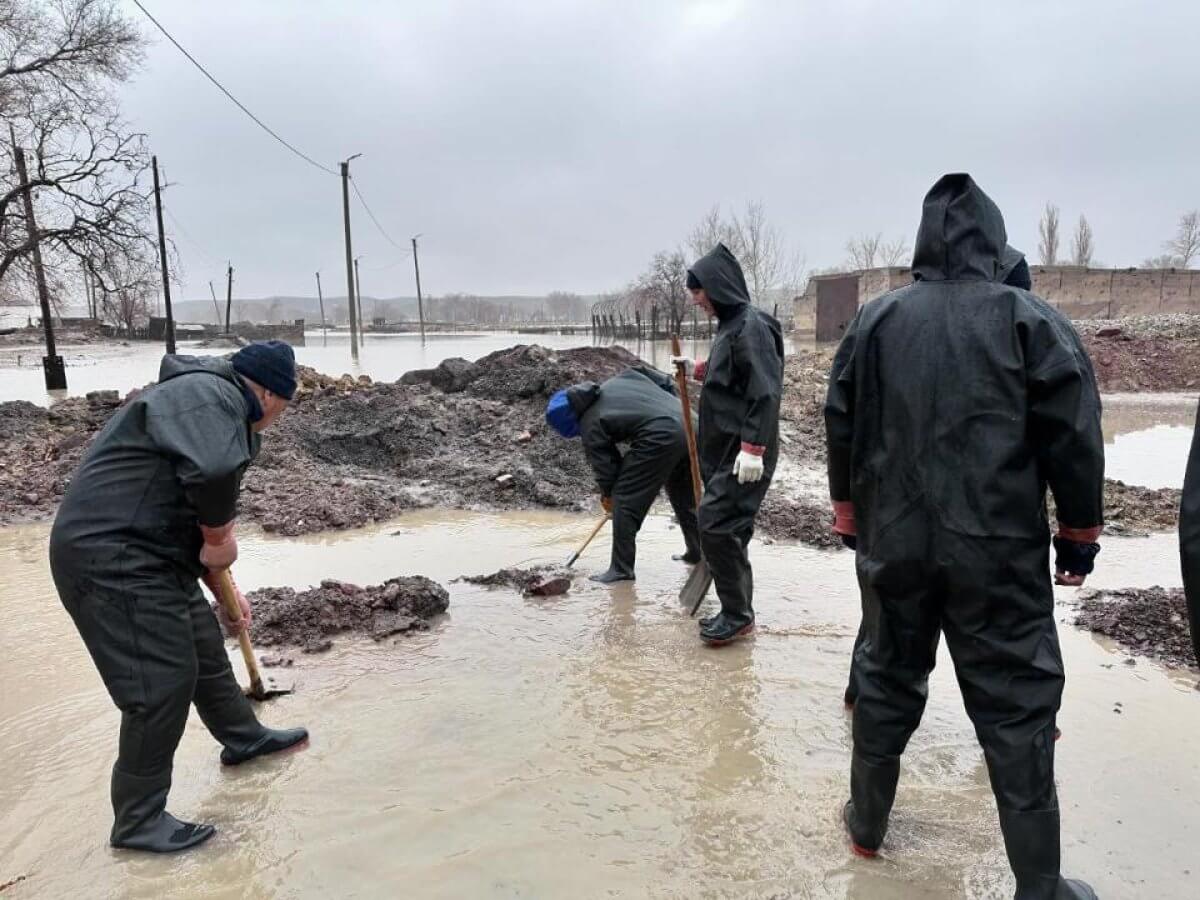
top-left (244, 670), bottom-right (296, 702)
top-left (682, 560), bottom-right (713, 616)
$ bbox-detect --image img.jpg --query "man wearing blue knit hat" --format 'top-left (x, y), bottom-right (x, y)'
top-left (49, 340), bottom-right (307, 854)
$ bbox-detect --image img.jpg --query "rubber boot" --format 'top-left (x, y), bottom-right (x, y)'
top-left (844, 753), bottom-right (901, 856)
top-left (220, 726), bottom-right (309, 767)
top-left (109, 766), bottom-right (215, 853)
top-left (997, 807), bottom-right (1098, 900)
top-left (844, 685), bottom-right (857, 709)
top-left (673, 550), bottom-right (703, 565)
top-left (589, 568), bottom-right (635, 584)
top-left (699, 612), bottom-right (755, 646)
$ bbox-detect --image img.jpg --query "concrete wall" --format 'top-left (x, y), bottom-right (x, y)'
top-left (796, 265), bottom-right (1200, 339)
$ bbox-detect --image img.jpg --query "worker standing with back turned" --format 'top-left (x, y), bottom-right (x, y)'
top-left (672, 243), bottom-right (784, 646)
top-left (826, 173), bottom-right (1103, 899)
top-left (49, 341), bottom-right (309, 853)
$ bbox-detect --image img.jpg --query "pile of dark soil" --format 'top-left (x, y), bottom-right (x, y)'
top-left (1076, 318), bottom-right (1200, 393)
top-left (247, 576), bottom-right (449, 653)
top-left (1075, 586), bottom-right (1197, 669)
top-left (757, 494), bottom-right (842, 548)
top-left (458, 565), bottom-right (574, 595)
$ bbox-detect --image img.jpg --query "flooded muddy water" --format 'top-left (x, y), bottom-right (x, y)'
top-left (0, 332), bottom-right (785, 407)
top-left (2, 510), bottom-right (1198, 899)
top-left (1102, 394), bottom-right (1196, 490)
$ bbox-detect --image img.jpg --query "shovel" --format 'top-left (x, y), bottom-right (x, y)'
top-left (214, 569), bottom-right (294, 701)
top-left (565, 515), bottom-right (610, 568)
top-left (671, 335), bottom-right (714, 615)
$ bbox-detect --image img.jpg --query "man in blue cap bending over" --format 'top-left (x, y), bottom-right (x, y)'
top-left (50, 341), bottom-right (309, 854)
top-left (546, 366), bottom-right (702, 583)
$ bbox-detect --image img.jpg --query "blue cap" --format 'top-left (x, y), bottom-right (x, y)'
top-left (545, 389), bottom-right (580, 438)
top-left (231, 340), bottom-right (297, 400)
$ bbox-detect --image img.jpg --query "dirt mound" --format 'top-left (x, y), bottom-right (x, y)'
top-left (1103, 480), bottom-right (1182, 533)
top-left (1075, 586), bottom-right (1197, 670)
top-left (459, 565), bottom-right (574, 595)
top-left (247, 576), bottom-right (449, 653)
top-left (778, 348), bottom-right (836, 466)
top-left (757, 494), bottom-right (842, 548)
top-left (1075, 318), bottom-right (1200, 392)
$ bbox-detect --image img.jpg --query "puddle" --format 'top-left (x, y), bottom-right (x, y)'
top-left (1102, 394), bottom-right (1196, 489)
top-left (1, 511), bottom-right (1197, 898)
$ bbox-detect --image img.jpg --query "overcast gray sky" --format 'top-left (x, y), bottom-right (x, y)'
top-left (121, 0), bottom-right (1200, 300)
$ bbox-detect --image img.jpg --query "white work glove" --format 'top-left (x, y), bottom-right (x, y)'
top-left (670, 356), bottom-right (694, 377)
top-left (732, 450), bottom-right (765, 484)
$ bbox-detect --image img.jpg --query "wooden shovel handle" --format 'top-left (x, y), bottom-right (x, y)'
top-left (214, 569), bottom-right (266, 696)
top-left (671, 335), bottom-right (704, 505)
top-left (566, 515), bottom-right (610, 567)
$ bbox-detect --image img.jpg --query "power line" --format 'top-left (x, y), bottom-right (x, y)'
top-left (130, 0), bottom-right (337, 176)
top-left (349, 175), bottom-right (411, 255)
top-left (163, 205), bottom-right (220, 267)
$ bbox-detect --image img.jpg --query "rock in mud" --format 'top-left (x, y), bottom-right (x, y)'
top-left (430, 357), bottom-right (480, 393)
top-left (1075, 586), bottom-right (1197, 670)
top-left (460, 565), bottom-right (573, 596)
top-left (247, 576), bottom-right (449, 652)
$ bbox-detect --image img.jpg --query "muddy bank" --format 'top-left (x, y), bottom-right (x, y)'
top-left (758, 494), bottom-right (842, 549)
top-left (1076, 315), bottom-right (1200, 393)
top-left (247, 576), bottom-right (449, 653)
top-left (1075, 586), bottom-right (1197, 670)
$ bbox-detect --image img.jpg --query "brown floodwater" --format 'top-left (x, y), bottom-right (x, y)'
top-left (2, 506), bottom-right (1198, 899)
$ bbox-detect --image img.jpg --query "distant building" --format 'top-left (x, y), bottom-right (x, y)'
top-left (795, 265), bottom-right (1200, 342)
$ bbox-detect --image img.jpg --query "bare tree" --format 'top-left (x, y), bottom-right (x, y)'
top-left (1071, 214), bottom-right (1094, 267)
top-left (1038, 203), bottom-right (1060, 265)
top-left (880, 236), bottom-right (910, 267)
top-left (731, 200), bottom-right (802, 310)
top-left (1165, 210), bottom-right (1199, 268)
top-left (1141, 253), bottom-right (1179, 270)
top-left (1, 0), bottom-right (153, 304)
top-left (846, 233), bottom-right (882, 270)
top-left (637, 250), bottom-right (689, 334)
top-left (686, 204), bottom-right (743, 262)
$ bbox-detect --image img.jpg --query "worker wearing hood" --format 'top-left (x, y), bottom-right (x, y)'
top-left (547, 366), bottom-right (702, 582)
top-left (49, 343), bottom-right (309, 854)
top-left (825, 175), bottom-right (1102, 899)
top-left (842, 242), bottom-right (1036, 709)
top-left (673, 243), bottom-right (784, 645)
top-left (1180, 414), bottom-right (1200, 669)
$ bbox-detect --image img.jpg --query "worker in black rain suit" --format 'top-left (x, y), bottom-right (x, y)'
top-left (671, 243), bottom-right (784, 646)
top-left (1181, 408), bottom-right (1200, 669)
top-left (49, 341), bottom-right (308, 854)
top-left (842, 243), bottom-right (1037, 709)
top-left (546, 366), bottom-right (702, 582)
top-left (825, 174), bottom-right (1102, 900)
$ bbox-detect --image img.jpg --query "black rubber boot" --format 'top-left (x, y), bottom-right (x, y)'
top-left (844, 685), bottom-right (857, 709)
top-left (673, 550), bottom-right (703, 565)
top-left (109, 766), bottom-right (215, 853)
top-left (589, 568), bottom-right (635, 584)
top-left (220, 726), bottom-right (309, 767)
top-left (997, 807), bottom-right (1098, 900)
top-left (699, 612), bottom-right (755, 646)
top-left (845, 753), bottom-right (901, 856)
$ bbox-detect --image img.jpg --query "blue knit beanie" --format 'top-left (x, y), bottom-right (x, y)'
top-left (231, 340), bottom-right (297, 400)
top-left (545, 389), bottom-right (581, 438)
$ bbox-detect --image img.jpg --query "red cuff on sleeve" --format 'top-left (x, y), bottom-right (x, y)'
top-left (694, 360), bottom-right (708, 381)
top-left (1057, 524), bottom-right (1102, 543)
top-left (740, 442), bottom-right (766, 456)
top-left (199, 521), bottom-right (235, 545)
top-left (832, 500), bottom-right (856, 536)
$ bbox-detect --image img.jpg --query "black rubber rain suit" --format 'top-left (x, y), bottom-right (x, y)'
top-left (567, 366), bottom-right (702, 579)
top-left (49, 355), bottom-right (274, 849)
top-left (843, 243), bottom-right (1036, 706)
top-left (1181, 413), bottom-right (1200, 667)
top-left (825, 175), bottom-right (1103, 899)
top-left (689, 244), bottom-right (784, 630)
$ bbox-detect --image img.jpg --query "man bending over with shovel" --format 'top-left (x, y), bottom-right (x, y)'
top-left (671, 243), bottom-right (784, 646)
top-left (49, 341), bottom-right (308, 854)
top-left (546, 366), bottom-right (702, 583)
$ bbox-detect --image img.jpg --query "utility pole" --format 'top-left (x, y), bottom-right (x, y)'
top-left (151, 155), bottom-right (176, 355)
top-left (225, 262), bottom-right (234, 334)
top-left (340, 155), bottom-right (361, 357)
top-left (82, 262), bottom-right (94, 319)
top-left (354, 255), bottom-right (365, 335)
top-left (12, 142), bottom-right (66, 389)
top-left (315, 271), bottom-right (326, 333)
top-left (208, 280), bottom-right (221, 324)
top-left (411, 234), bottom-right (426, 343)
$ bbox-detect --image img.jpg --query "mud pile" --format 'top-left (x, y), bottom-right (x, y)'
top-left (1075, 316), bottom-right (1200, 393)
top-left (459, 565), bottom-right (574, 596)
top-left (757, 494), bottom-right (841, 548)
top-left (245, 345), bottom-right (641, 534)
top-left (0, 391), bottom-right (121, 524)
top-left (247, 576), bottom-right (449, 653)
top-left (1075, 586), bottom-right (1197, 669)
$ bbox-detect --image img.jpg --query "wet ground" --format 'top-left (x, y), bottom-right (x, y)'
top-left (2, 510), bottom-right (1198, 899)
